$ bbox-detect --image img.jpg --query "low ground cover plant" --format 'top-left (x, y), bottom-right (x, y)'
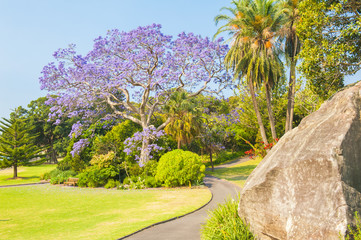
top-left (201, 196), bottom-right (254, 240)
top-left (156, 149), bottom-right (205, 187)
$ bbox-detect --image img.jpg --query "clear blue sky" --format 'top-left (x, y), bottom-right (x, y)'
top-left (0, 0), bottom-right (359, 119)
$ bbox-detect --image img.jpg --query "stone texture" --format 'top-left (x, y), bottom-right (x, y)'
top-left (238, 82), bottom-right (361, 240)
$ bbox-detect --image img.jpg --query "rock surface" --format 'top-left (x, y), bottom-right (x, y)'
top-left (238, 82), bottom-right (361, 240)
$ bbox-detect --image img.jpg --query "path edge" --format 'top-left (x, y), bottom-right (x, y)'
top-left (118, 187), bottom-right (214, 240)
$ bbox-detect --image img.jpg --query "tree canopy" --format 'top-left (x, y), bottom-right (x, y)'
top-left (298, 0), bottom-right (361, 99)
top-left (40, 24), bottom-right (231, 165)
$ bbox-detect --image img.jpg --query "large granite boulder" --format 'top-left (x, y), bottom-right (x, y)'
top-left (238, 82), bottom-right (361, 239)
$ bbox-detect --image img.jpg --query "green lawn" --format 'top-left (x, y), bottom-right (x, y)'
top-left (0, 185), bottom-right (211, 240)
top-left (201, 150), bottom-right (245, 167)
top-left (0, 164), bottom-right (57, 186)
top-left (205, 157), bottom-right (262, 187)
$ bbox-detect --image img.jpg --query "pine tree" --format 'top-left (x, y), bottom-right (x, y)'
top-left (0, 110), bottom-right (44, 178)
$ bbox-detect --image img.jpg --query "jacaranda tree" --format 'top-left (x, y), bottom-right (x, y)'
top-left (40, 24), bottom-right (230, 166)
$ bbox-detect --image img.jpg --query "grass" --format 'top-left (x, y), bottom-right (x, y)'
top-left (0, 185), bottom-right (212, 240)
top-left (0, 164), bottom-right (57, 186)
top-left (201, 150), bottom-right (245, 167)
top-left (205, 157), bottom-right (262, 187)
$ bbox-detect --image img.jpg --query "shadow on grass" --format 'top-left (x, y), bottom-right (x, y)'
top-left (6, 176), bottom-right (38, 180)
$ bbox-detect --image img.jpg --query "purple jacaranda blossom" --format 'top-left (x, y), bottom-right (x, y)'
top-left (70, 138), bottom-right (90, 157)
top-left (69, 122), bottom-right (83, 138)
top-left (124, 126), bottom-right (165, 166)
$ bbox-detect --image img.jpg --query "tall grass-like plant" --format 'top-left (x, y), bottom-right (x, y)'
top-left (344, 212), bottom-right (361, 240)
top-left (201, 196), bottom-right (254, 240)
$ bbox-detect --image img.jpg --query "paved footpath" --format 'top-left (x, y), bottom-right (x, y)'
top-left (122, 157), bottom-right (250, 240)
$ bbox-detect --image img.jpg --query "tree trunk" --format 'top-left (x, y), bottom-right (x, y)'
top-left (47, 145), bottom-right (58, 164)
top-left (177, 139), bottom-right (181, 149)
top-left (265, 82), bottom-right (277, 141)
top-left (248, 80), bottom-right (269, 146)
top-left (285, 59), bottom-right (297, 133)
top-left (139, 137), bottom-right (150, 166)
top-left (50, 149), bottom-right (58, 164)
top-left (13, 162), bottom-right (18, 179)
top-left (49, 136), bottom-right (58, 163)
top-left (209, 146), bottom-right (214, 172)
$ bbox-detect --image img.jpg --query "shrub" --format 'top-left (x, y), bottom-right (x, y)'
top-left (46, 169), bottom-right (77, 184)
top-left (77, 152), bottom-right (119, 188)
top-left (124, 160), bottom-right (158, 179)
top-left (155, 149), bottom-right (205, 187)
top-left (144, 176), bottom-right (161, 188)
top-left (40, 171), bottom-right (51, 180)
top-left (77, 167), bottom-right (118, 188)
top-left (142, 160), bottom-right (158, 177)
top-left (93, 120), bottom-right (142, 157)
top-left (104, 179), bottom-right (120, 189)
top-left (201, 196), bottom-right (254, 240)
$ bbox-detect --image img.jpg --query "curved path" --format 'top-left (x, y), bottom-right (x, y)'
top-left (121, 158), bottom-right (248, 240)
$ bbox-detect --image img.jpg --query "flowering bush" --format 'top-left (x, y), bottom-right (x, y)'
top-left (244, 139), bottom-right (278, 158)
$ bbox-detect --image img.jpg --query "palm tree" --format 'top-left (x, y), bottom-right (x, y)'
top-left (280, 0), bottom-right (301, 133)
top-left (215, 0), bottom-right (284, 144)
top-left (163, 90), bottom-right (202, 149)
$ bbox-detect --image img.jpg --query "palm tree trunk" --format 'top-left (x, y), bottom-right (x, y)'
top-left (285, 59), bottom-right (296, 133)
top-left (248, 80), bottom-right (269, 146)
top-left (177, 139), bottom-right (181, 149)
top-left (264, 82), bottom-right (277, 140)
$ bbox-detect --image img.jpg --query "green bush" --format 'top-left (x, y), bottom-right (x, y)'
top-left (93, 120), bottom-right (141, 158)
top-left (155, 149), bottom-right (205, 187)
top-left (201, 196), bottom-right (254, 240)
top-left (124, 160), bottom-right (158, 179)
top-left (77, 152), bottom-right (119, 188)
top-left (77, 167), bottom-right (118, 188)
top-left (144, 176), bottom-right (161, 188)
top-left (344, 212), bottom-right (361, 240)
top-left (104, 179), bottom-right (120, 189)
top-left (46, 169), bottom-right (77, 184)
top-left (40, 171), bottom-right (51, 180)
